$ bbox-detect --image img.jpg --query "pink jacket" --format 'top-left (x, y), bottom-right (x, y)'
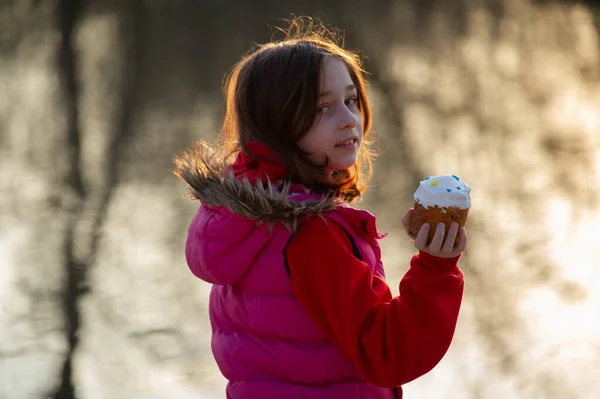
top-left (185, 178), bottom-right (397, 399)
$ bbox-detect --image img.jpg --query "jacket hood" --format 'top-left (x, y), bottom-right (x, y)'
top-left (174, 142), bottom-right (340, 231)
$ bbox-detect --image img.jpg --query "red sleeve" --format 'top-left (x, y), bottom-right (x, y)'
top-left (284, 216), bottom-right (464, 388)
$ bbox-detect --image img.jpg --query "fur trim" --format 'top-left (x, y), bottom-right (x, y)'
top-left (173, 143), bottom-right (339, 231)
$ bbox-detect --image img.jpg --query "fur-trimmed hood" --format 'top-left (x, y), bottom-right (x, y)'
top-left (174, 143), bottom-right (340, 231)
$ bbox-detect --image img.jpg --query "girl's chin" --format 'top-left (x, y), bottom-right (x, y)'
top-left (326, 161), bottom-right (358, 173)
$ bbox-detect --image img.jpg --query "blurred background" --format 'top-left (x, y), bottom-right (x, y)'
top-left (1, 0), bottom-right (600, 398)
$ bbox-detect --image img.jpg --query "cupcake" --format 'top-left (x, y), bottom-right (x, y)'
top-left (408, 175), bottom-right (471, 244)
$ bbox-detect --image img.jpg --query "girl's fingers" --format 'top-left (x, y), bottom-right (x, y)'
top-left (414, 223), bottom-right (430, 249)
top-left (401, 208), bottom-right (413, 234)
top-left (455, 226), bottom-right (468, 253)
top-left (428, 223), bottom-right (446, 252)
top-left (442, 223), bottom-right (459, 253)
top-left (412, 221), bottom-right (467, 257)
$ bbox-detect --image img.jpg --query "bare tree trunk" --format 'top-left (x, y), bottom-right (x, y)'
top-left (0, 1), bottom-right (73, 397)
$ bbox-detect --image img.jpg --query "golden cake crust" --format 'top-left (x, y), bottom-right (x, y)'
top-left (408, 202), bottom-right (469, 244)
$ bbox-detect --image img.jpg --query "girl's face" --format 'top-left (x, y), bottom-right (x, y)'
top-left (298, 57), bottom-right (363, 174)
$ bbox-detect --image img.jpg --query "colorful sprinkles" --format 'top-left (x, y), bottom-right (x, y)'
top-left (424, 175), bottom-right (467, 193)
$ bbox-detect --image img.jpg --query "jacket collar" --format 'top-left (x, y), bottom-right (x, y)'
top-left (230, 142), bottom-right (288, 185)
top-left (175, 141), bottom-right (339, 230)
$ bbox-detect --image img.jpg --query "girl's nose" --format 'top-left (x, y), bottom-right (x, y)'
top-left (338, 106), bottom-right (359, 129)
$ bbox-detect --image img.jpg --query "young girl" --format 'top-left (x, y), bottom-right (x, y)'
top-left (174, 18), bottom-right (466, 399)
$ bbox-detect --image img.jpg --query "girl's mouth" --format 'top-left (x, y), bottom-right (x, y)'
top-left (335, 138), bottom-right (358, 148)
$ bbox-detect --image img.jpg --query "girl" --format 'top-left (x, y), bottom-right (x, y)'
top-left (174, 17), bottom-right (466, 399)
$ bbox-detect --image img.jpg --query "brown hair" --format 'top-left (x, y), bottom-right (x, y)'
top-left (218, 17), bottom-right (373, 202)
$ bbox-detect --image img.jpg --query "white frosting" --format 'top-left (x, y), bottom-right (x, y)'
top-left (414, 175), bottom-right (471, 209)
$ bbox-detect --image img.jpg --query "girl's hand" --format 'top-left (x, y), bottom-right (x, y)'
top-left (400, 208), bottom-right (467, 259)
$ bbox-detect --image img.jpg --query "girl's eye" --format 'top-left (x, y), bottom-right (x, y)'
top-left (317, 104), bottom-right (330, 113)
top-left (345, 97), bottom-right (357, 106)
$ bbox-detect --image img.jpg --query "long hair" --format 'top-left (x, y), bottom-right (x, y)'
top-left (204, 17), bottom-right (373, 202)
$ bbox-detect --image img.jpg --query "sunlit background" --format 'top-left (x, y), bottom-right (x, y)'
top-left (1, 0), bottom-right (600, 398)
